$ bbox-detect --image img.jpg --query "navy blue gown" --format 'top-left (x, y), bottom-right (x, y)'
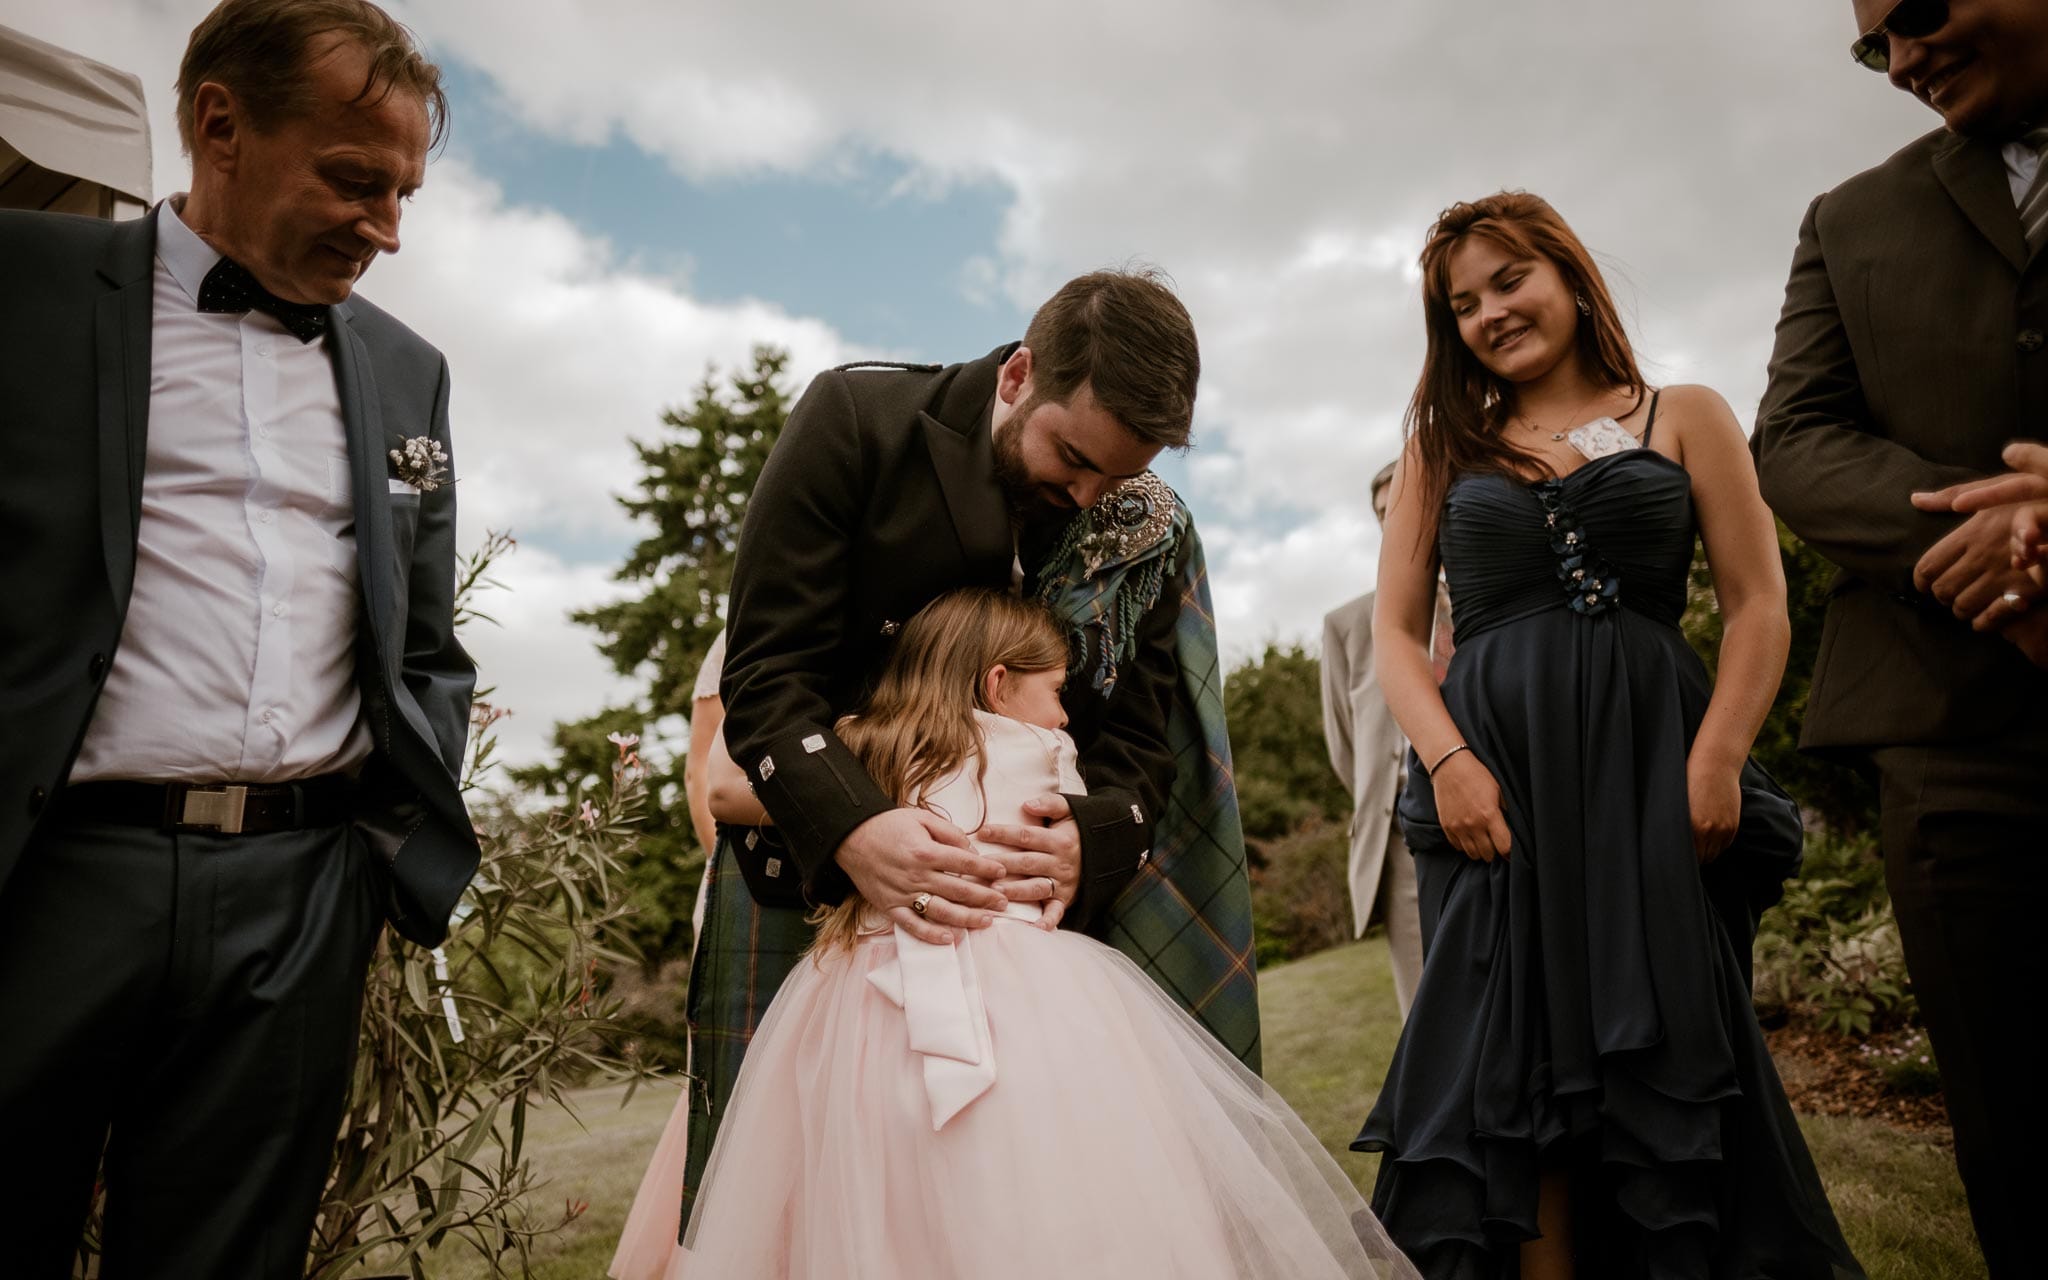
top-left (1351, 421), bottom-right (1865, 1279)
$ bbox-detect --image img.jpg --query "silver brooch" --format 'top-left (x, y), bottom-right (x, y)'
top-left (388, 436), bottom-right (451, 492)
top-left (1077, 472), bottom-right (1176, 575)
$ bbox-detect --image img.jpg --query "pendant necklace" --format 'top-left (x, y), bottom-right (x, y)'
top-left (1517, 390), bottom-right (1608, 444)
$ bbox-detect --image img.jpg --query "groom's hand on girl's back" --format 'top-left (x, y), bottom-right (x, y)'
top-left (837, 808), bottom-right (1009, 945)
top-left (979, 795), bottom-right (1082, 931)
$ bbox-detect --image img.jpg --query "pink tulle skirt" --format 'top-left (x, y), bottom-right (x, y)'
top-left (615, 919), bottom-right (1416, 1280)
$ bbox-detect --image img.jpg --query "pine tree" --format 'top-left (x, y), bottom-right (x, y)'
top-left (510, 345), bottom-right (797, 965)
top-left (576, 345), bottom-right (794, 717)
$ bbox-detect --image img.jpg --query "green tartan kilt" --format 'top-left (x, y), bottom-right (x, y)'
top-left (679, 831), bottom-right (816, 1224)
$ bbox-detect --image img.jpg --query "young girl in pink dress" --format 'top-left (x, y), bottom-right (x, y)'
top-left (612, 588), bottom-right (1417, 1280)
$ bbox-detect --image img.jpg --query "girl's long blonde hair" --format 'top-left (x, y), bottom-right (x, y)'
top-left (809, 588), bottom-right (1070, 953)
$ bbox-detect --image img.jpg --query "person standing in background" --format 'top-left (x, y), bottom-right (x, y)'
top-left (1320, 461), bottom-right (1430, 1017)
top-left (609, 628), bottom-right (727, 1280)
top-left (1754, 4), bottom-right (2048, 1272)
top-left (682, 630), bottom-right (727, 945)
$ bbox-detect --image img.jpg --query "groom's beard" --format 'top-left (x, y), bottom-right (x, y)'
top-left (992, 405), bottom-right (1073, 522)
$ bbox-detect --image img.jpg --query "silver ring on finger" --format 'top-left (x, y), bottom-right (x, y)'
top-left (911, 891), bottom-right (932, 917)
top-left (2004, 591), bottom-right (2025, 608)
top-left (1041, 876), bottom-right (1057, 899)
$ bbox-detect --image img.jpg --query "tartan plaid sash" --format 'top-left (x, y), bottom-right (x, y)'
top-left (1033, 475), bottom-right (1262, 1072)
top-left (679, 473), bottom-right (1260, 1221)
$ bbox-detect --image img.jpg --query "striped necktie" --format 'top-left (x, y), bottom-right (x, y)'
top-left (2020, 126), bottom-right (2048, 256)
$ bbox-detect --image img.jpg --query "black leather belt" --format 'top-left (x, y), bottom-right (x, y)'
top-left (54, 775), bottom-right (356, 835)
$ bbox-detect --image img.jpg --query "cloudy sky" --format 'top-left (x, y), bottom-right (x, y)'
top-left (5, 0), bottom-right (1935, 765)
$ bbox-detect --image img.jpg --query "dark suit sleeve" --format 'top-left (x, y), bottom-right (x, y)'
top-left (721, 371), bottom-right (892, 901)
top-left (1063, 533), bottom-right (1191, 931)
top-left (1752, 193), bottom-right (1980, 595)
top-left (400, 356), bottom-right (476, 780)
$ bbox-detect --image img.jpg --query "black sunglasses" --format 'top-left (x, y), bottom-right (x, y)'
top-left (1851, 0), bottom-right (1950, 72)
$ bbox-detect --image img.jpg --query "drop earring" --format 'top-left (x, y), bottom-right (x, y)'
top-left (1575, 293), bottom-right (1593, 317)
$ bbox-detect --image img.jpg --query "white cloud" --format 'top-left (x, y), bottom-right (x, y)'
top-left (457, 544), bottom-right (639, 762)
top-left (356, 161), bottom-right (857, 546)
top-left (397, 0), bottom-right (1932, 618)
top-left (1202, 504), bottom-right (1383, 663)
top-left (7, 0), bottom-right (1947, 732)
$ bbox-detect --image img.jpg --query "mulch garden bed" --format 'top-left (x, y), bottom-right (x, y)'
top-left (1765, 1019), bottom-right (1952, 1139)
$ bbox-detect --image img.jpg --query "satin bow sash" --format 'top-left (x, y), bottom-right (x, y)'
top-left (866, 902), bottom-right (1042, 1130)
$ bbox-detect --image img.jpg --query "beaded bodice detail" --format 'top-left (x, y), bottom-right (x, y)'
top-left (1534, 477), bottom-right (1624, 617)
top-left (1438, 450), bottom-right (1695, 644)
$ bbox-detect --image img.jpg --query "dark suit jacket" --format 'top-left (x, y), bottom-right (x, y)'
top-left (1754, 127), bottom-right (2048, 750)
top-left (721, 345), bottom-right (1174, 930)
top-left (0, 209), bottom-right (480, 946)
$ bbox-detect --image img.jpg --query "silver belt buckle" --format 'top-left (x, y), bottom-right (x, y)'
top-left (182, 784), bottom-right (249, 834)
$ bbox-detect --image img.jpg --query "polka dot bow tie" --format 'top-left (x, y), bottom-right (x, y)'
top-left (196, 257), bottom-right (330, 343)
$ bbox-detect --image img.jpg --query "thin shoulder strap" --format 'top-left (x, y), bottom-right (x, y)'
top-left (1641, 388), bottom-right (1663, 447)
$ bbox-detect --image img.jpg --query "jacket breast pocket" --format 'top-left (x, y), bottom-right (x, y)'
top-left (387, 491), bottom-right (421, 575)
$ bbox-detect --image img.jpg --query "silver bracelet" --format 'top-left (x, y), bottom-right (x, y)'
top-left (1426, 743), bottom-right (1472, 776)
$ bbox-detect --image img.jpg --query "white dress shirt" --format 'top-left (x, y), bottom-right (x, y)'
top-left (70, 200), bottom-right (371, 783)
top-left (2002, 137), bottom-right (2042, 206)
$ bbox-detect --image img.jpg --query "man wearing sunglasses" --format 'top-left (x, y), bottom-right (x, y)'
top-left (1751, 3), bottom-right (2048, 1274)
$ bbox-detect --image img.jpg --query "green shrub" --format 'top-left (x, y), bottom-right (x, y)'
top-left (1249, 820), bottom-right (1354, 967)
top-left (604, 956), bottom-right (692, 1074)
top-left (1225, 643), bottom-right (1351, 844)
top-left (1754, 831), bottom-right (1917, 1040)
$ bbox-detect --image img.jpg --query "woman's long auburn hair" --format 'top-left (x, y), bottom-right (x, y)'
top-left (1406, 192), bottom-right (1646, 539)
top-left (807, 588), bottom-right (1071, 953)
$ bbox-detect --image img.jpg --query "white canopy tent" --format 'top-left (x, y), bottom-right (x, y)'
top-left (0, 22), bottom-right (151, 219)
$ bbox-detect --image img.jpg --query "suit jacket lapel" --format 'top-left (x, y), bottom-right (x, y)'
top-left (92, 216), bottom-right (157, 606)
top-left (918, 344), bottom-right (1018, 582)
top-left (332, 301), bottom-right (399, 664)
top-left (919, 411), bottom-right (1012, 581)
top-left (1933, 133), bottom-right (2028, 273)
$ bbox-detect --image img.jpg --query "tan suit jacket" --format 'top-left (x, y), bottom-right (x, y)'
top-left (1322, 592), bottom-right (1407, 938)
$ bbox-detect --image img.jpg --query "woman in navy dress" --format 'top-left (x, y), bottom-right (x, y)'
top-left (1352, 192), bottom-right (1864, 1280)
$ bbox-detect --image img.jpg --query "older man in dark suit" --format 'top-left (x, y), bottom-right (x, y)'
top-left (0, 3), bottom-right (477, 1275)
top-left (1752, 3), bottom-right (2048, 1271)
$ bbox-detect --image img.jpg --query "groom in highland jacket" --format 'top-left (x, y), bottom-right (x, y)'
top-left (0, 3), bottom-right (477, 1276)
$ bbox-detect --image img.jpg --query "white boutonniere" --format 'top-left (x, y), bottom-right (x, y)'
top-left (388, 435), bottom-right (451, 492)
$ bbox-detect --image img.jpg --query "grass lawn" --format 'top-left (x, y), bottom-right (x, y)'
top-left (378, 937), bottom-right (1983, 1279)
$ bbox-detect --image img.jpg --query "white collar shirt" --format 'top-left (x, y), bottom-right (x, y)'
top-left (70, 200), bottom-right (372, 783)
top-left (2002, 136), bottom-right (2042, 206)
